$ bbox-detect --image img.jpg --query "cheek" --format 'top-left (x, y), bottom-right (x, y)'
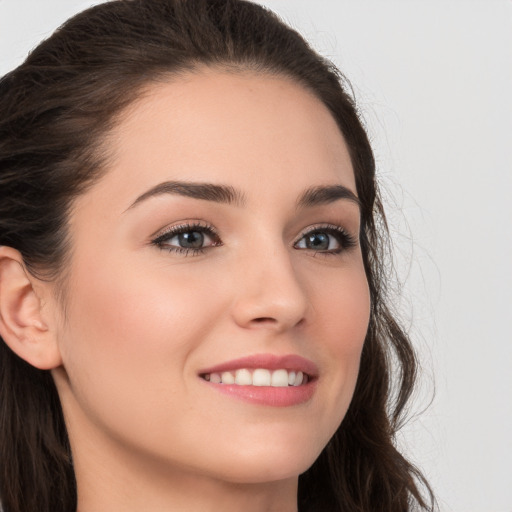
top-left (307, 261), bottom-right (370, 418)
top-left (58, 258), bottom-right (224, 424)
top-left (67, 255), bottom-right (220, 351)
top-left (314, 261), bottom-right (370, 353)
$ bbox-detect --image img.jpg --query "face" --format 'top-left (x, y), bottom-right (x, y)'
top-left (50, 69), bottom-right (370, 486)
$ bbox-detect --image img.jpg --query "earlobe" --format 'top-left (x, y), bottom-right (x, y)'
top-left (0, 246), bottom-right (62, 370)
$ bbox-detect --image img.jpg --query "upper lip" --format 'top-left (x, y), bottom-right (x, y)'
top-left (198, 353), bottom-right (318, 377)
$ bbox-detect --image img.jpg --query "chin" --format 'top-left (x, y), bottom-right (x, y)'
top-left (219, 460), bottom-right (312, 485)
top-left (205, 437), bottom-right (325, 485)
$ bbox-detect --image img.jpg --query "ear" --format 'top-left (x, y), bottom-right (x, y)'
top-left (0, 246), bottom-right (62, 370)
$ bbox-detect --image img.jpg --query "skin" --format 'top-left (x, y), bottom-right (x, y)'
top-left (3, 69), bottom-right (371, 511)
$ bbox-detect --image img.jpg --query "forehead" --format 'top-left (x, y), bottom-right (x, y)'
top-left (80, 69), bottom-right (356, 211)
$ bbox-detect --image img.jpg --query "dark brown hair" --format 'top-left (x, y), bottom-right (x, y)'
top-left (0, 1), bottom-right (435, 511)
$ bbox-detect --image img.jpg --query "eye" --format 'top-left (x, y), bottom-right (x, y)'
top-left (294, 225), bottom-right (357, 254)
top-left (151, 223), bottom-right (221, 255)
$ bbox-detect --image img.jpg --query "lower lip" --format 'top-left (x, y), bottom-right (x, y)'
top-left (201, 379), bottom-right (317, 407)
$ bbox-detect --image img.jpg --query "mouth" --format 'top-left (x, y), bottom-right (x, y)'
top-left (201, 368), bottom-right (310, 387)
top-left (198, 354), bottom-right (317, 406)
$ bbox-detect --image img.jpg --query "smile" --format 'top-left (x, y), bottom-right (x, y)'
top-left (198, 354), bottom-right (317, 406)
top-left (202, 368), bottom-right (309, 387)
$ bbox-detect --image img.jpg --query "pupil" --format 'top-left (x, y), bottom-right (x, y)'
top-left (178, 231), bottom-right (204, 248)
top-left (306, 232), bottom-right (329, 250)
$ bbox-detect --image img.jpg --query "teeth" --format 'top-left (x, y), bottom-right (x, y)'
top-left (252, 369), bottom-right (271, 386)
top-left (234, 368), bottom-right (252, 385)
top-left (271, 369), bottom-right (289, 387)
top-left (221, 371), bottom-right (235, 384)
top-left (204, 368), bottom-right (309, 387)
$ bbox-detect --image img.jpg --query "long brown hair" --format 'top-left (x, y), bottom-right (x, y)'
top-left (0, 1), bottom-right (435, 511)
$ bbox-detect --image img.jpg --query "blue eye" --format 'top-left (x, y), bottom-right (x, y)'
top-left (172, 231), bottom-right (206, 249)
top-left (294, 226), bottom-right (356, 254)
top-left (152, 222), bottom-right (356, 257)
top-left (152, 223), bottom-right (220, 255)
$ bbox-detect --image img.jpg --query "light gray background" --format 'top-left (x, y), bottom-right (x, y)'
top-left (1, 1), bottom-right (511, 511)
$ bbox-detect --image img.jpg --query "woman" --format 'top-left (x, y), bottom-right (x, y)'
top-left (0, 1), bottom-right (435, 511)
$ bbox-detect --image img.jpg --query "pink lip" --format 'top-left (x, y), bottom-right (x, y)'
top-left (198, 353), bottom-right (318, 407)
top-left (198, 353), bottom-right (318, 377)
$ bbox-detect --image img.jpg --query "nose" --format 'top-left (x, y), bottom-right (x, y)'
top-left (230, 245), bottom-right (309, 332)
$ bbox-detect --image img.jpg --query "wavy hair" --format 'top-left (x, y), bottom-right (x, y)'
top-left (0, 1), bottom-right (435, 511)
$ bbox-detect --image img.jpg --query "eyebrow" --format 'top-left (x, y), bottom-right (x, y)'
top-left (126, 181), bottom-right (246, 210)
top-left (126, 180), bottom-right (360, 211)
top-left (296, 185), bottom-right (361, 210)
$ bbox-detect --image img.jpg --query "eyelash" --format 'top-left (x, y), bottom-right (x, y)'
top-left (294, 224), bottom-right (357, 255)
top-left (150, 222), bottom-right (357, 257)
top-left (151, 222), bottom-right (221, 256)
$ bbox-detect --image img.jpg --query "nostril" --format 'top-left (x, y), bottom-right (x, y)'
top-left (252, 317), bottom-right (276, 323)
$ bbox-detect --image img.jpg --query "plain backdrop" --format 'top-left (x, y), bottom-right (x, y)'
top-left (1, 1), bottom-right (511, 511)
